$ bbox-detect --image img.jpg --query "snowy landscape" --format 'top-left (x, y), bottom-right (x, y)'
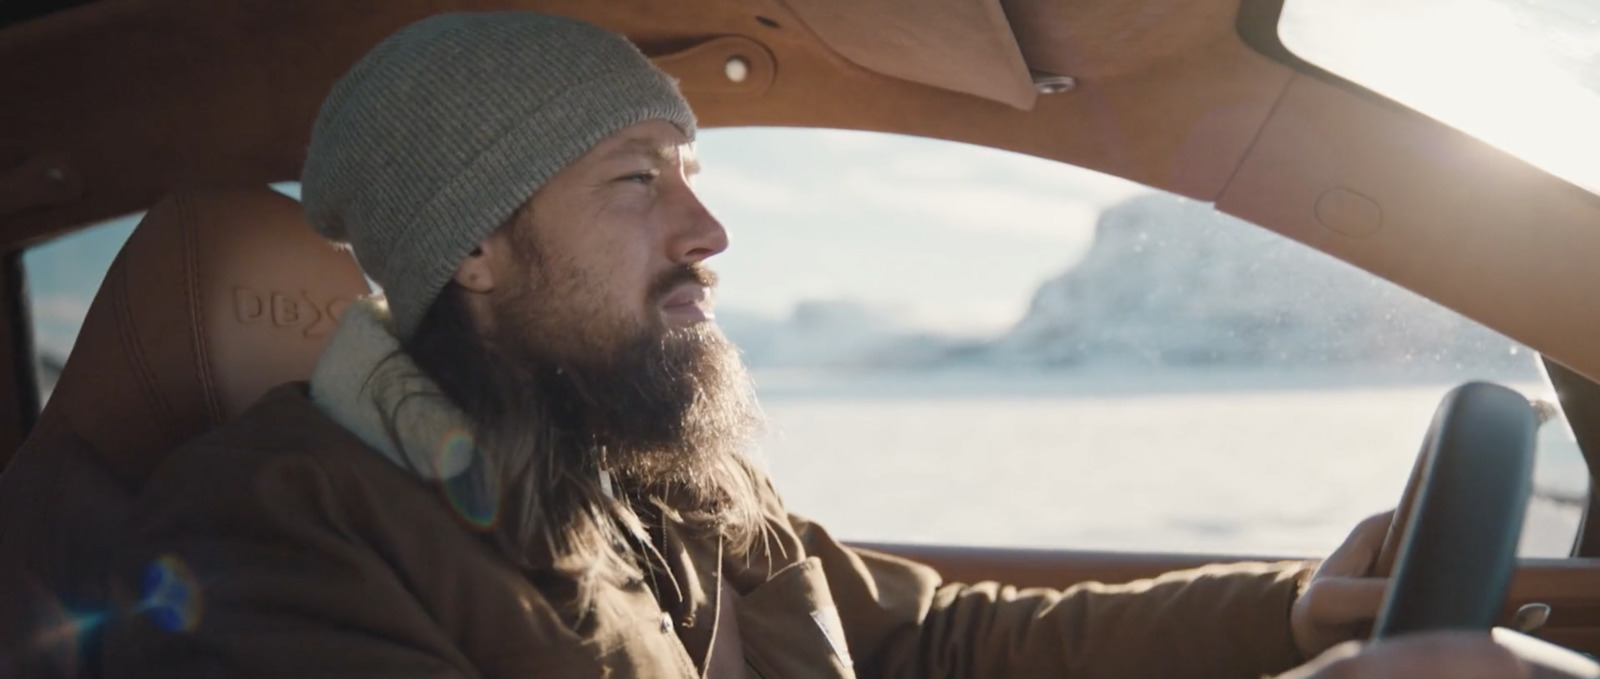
top-left (717, 192), bottom-right (1583, 558)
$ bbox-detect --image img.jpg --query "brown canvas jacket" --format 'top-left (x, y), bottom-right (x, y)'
top-left (102, 384), bottom-right (1314, 679)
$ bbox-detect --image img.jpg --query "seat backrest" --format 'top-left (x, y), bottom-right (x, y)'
top-left (0, 187), bottom-right (369, 677)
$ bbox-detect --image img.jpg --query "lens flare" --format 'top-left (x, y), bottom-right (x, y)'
top-left (16, 572), bottom-right (105, 677)
top-left (31, 611), bottom-right (106, 649)
top-left (137, 555), bottom-right (202, 633)
top-left (437, 431), bottom-right (499, 529)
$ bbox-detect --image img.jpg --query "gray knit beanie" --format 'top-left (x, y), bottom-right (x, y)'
top-left (301, 12), bottom-right (696, 339)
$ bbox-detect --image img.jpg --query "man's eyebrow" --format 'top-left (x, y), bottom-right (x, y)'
top-left (605, 138), bottom-right (700, 174)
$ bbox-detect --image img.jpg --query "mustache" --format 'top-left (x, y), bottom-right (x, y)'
top-left (648, 263), bottom-right (718, 304)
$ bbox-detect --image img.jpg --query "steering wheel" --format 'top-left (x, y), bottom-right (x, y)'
top-left (1366, 381), bottom-right (1600, 677)
top-left (1372, 381), bottom-right (1539, 635)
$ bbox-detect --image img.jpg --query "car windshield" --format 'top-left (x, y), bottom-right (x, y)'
top-left (1280, 0), bottom-right (1600, 196)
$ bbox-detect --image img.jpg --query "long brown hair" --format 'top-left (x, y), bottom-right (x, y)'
top-left (392, 279), bottom-right (768, 617)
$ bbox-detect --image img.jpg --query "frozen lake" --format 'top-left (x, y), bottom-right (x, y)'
top-left (752, 369), bottom-right (1588, 559)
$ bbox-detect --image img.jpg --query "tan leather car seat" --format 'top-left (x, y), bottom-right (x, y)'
top-left (0, 187), bottom-right (369, 678)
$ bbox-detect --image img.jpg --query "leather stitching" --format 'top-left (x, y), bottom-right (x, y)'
top-left (109, 246), bottom-right (180, 455)
top-left (181, 193), bottom-right (224, 426)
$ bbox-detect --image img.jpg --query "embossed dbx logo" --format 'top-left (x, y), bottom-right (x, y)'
top-left (233, 288), bottom-right (352, 338)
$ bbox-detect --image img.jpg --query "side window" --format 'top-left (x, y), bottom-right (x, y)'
top-left (24, 215), bottom-right (138, 403)
top-left (696, 127), bottom-right (1588, 558)
top-left (1529, 403), bottom-right (1587, 556)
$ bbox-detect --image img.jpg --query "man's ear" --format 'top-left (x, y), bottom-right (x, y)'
top-left (453, 240), bottom-right (497, 293)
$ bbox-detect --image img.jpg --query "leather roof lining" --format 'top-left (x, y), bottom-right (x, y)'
top-left (0, 0), bottom-right (97, 29)
top-left (5, 0), bottom-right (1048, 109)
top-left (780, 0), bottom-right (1037, 110)
top-left (0, 0), bottom-right (1290, 248)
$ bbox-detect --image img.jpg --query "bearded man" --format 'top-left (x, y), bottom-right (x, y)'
top-left (102, 12), bottom-right (1529, 679)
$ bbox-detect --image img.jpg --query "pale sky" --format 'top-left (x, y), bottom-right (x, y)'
top-left (694, 128), bottom-right (1146, 334)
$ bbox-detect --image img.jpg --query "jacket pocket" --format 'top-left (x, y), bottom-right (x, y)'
top-left (735, 557), bottom-right (855, 679)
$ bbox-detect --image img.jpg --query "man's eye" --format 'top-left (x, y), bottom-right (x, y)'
top-left (618, 170), bottom-right (659, 184)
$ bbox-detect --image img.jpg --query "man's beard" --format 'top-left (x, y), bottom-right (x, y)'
top-left (400, 256), bottom-right (768, 598)
top-left (481, 262), bottom-right (765, 518)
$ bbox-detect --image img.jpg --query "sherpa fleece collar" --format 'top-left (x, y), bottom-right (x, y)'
top-left (310, 297), bottom-right (475, 480)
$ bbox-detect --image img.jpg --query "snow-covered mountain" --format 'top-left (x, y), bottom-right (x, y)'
top-left (994, 193), bottom-right (1532, 374)
top-left (726, 192), bottom-right (1537, 377)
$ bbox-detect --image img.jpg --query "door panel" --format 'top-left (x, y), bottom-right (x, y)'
top-left (858, 543), bottom-right (1600, 655)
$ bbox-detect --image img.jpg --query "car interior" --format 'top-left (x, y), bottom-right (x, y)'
top-left (3, 0), bottom-right (1600, 675)
top-left (0, 188), bottom-right (369, 673)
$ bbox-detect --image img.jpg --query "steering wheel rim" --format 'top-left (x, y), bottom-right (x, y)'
top-left (1373, 381), bottom-right (1539, 638)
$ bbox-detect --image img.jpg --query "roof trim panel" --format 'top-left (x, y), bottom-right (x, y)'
top-left (777, 0), bottom-right (1038, 110)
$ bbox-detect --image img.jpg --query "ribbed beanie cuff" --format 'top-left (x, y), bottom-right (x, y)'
top-left (301, 12), bottom-right (697, 339)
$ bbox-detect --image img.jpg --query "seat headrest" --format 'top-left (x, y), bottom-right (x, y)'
top-left (46, 187), bottom-right (369, 485)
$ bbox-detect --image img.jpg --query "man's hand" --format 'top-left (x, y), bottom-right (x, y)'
top-left (1291, 511), bottom-right (1394, 658)
top-left (1276, 633), bottom-right (1531, 679)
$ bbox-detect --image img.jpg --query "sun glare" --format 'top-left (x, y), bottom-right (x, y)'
top-left (1281, 0), bottom-right (1600, 195)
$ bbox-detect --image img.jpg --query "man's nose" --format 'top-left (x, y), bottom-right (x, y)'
top-left (668, 190), bottom-right (729, 263)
